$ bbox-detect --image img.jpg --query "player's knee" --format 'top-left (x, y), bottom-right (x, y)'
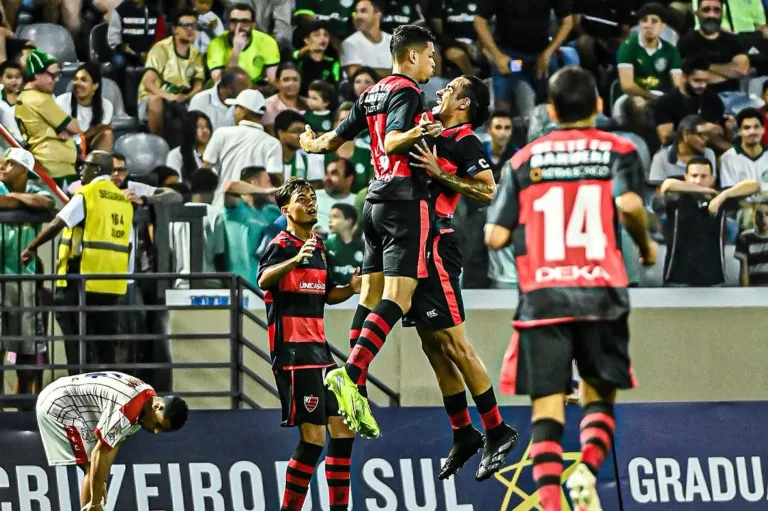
top-left (327, 416), bottom-right (355, 439)
top-left (147, 95), bottom-right (165, 112)
top-left (441, 330), bottom-right (474, 364)
top-left (299, 424), bottom-right (326, 446)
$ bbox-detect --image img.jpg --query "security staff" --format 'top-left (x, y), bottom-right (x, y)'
top-left (22, 150), bottom-right (134, 372)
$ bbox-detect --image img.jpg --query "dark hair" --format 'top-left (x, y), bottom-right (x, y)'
top-left (241, 165), bottom-right (266, 181)
top-left (681, 57), bottom-right (710, 76)
top-left (274, 109), bottom-right (308, 137)
top-left (354, 0), bottom-right (383, 12)
top-left (677, 114), bottom-right (704, 142)
top-left (174, 8), bottom-right (199, 23)
top-left (458, 75), bottom-right (491, 128)
top-left (327, 157), bottom-right (354, 179)
top-left (275, 176), bottom-right (315, 208)
top-left (548, 66), bottom-right (599, 124)
top-left (152, 165), bottom-right (180, 187)
top-left (228, 3), bottom-right (255, 20)
top-left (168, 182), bottom-right (192, 202)
top-left (180, 111), bottom-right (212, 182)
top-left (0, 60), bottom-right (21, 77)
top-left (88, 150), bottom-right (113, 176)
top-left (188, 168), bottom-right (219, 194)
top-left (163, 395), bottom-right (189, 431)
top-left (350, 66), bottom-right (381, 96)
top-left (763, 80), bottom-right (768, 95)
top-left (112, 151), bottom-right (126, 163)
top-left (334, 101), bottom-right (355, 123)
top-left (489, 109), bottom-right (512, 123)
top-left (72, 63), bottom-right (104, 126)
top-left (390, 25), bottom-right (436, 62)
top-left (276, 61), bottom-right (300, 81)
top-left (736, 107), bottom-right (764, 128)
top-left (332, 202), bottom-right (358, 224)
top-left (698, 0), bottom-right (723, 7)
top-left (637, 2), bottom-right (668, 23)
top-left (308, 80), bottom-right (336, 106)
top-left (686, 156), bottom-right (714, 174)
top-left (219, 70), bottom-right (237, 88)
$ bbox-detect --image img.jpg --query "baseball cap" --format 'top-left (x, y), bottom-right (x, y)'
top-left (3, 147), bottom-right (39, 178)
top-left (225, 89), bottom-right (267, 116)
top-left (25, 49), bottom-right (57, 78)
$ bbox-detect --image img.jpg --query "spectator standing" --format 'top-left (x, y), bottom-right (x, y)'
top-left (55, 63), bottom-right (114, 152)
top-left (649, 115), bottom-right (717, 184)
top-left (15, 50), bottom-right (79, 187)
top-left (138, 9), bottom-right (204, 137)
top-left (483, 110), bottom-right (517, 178)
top-left (340, 0), bottom-right (393, 77)
top-left (202, 89), bottom-right (283, 207)
top-left (107, 0), bottom-right (163, 72)
top-left (305, 80), bottom-right (336, 133)
top-left (207, 4), bottom-right (280, 84)
top-left (193, 0), bottom-right (224, 54)
top-left (325, 101), bottom-right (373, 193)
top-left (427, 0), bottom-right (484, 76)
top-left (188, 68), bottom-right (249, 131)
top-left (222, 166), bottom-right (280, 285)
top-left (294, 0), bottom-right (355, 51)
top-left (0, 61), bottom-right (22, 106)
top-left (692, 0), bottom-right (767, 34)
top-left (166, 111), bottom-right (213, 181)
top-left (326, 203), bottom-right (364, 285)
top-left (274, 110), bottom-right (324, 185)
top-left (262, 63), bottom-right (308, 132)
top-left (735, 199), bottom-right (768, 286)
top-left (720, 108), bottom-right (768, 192)
top-left (486, 161), bottom-right (517, 289)
top-left (571, 0), bottom-right (632, 76)
top-left (661, 157), bottom-right (759, 286)
top-left (292, 21), bottom-right (341, 97)
top-left (315, 158), bottom-right (356, 235)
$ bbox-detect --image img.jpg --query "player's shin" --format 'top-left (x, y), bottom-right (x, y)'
top-left (281, 441), bottom-right (324, 511)
top-left (348, 304), bottom-right (372, 397)
top-left (530, 418), bottom-right (565, 511)
top-left (579, 401), bottom-right (615, 476)
top-left (345, 299), bottom-right (403, 384)
top-left (326, 437), bottom-right (354, 511)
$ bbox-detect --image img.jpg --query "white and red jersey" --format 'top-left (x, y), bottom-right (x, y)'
top-left (36, 372), bottom-right (156, 450)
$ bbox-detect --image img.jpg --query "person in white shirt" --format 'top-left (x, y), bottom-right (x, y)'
top-left (315, 158), bottom-right (357, 235)
top-left (55, 63), bottom-right (115, 151)
top-left (340, 0), bottom-right (393, 77)
top-left (720, 107), bottom-right (768, 191)
top-left (202, 89), bottom-right (283, 209)
top-left (36, 372), bottom-right (188, 511)
top-left (187, 68), bottom-right (250, 130)
top-left (166, 111), bottom-right (213, 180)
top-left (193, 0), bottom-right (224, 53)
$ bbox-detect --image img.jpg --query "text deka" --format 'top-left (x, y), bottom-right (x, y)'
top-left (1, 458), bottom-right (475, 510)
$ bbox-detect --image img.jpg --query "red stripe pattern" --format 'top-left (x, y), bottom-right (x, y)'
top-left (282, 316), bottom-right (326, 343)
top-left (417, 200), bottom-right (429, 278)
top-left (580, 410), bottom-right (616, 474)
top-left (282, 456), bottom-right (316, 510)
top-left (449, 409), bottom-right (472, 430)
top-left (530, 440), bottom-right (564, 511)
top-left (432, 234), bottom-right (462, 325)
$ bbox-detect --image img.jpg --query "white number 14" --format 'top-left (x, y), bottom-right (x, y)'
top-left (532, 185), bottom-right (607, 262)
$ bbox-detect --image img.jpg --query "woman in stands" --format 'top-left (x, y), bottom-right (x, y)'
top-left (166, 110), bottom-right (212, 181)
top-left (346, 66), bottom-right (380, 102)
top-left (55, 62), bottom-right (114, 151)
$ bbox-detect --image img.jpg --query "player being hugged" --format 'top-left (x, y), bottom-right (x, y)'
top-left (35, 372), bottom-right (188, 511)
top-left (485, 66), bottom-right (657, 511)
top-left (257, 177), bottom-right (361, 511)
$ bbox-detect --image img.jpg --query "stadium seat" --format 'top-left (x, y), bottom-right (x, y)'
top-left (18, 23), bottom-right (79, 65)
top-left (115, 133), bottom-right (169, 176)
top-left (89, 23), bottom-right (113, 64)
top-left (748, 76), bottom-right (768, 98)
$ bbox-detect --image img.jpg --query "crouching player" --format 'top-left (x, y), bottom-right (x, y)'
top-left (258, 177), bottom-right (361, 511)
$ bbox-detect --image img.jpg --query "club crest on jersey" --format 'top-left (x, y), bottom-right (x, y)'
top-left (304, 395), bottom-right (319, 413)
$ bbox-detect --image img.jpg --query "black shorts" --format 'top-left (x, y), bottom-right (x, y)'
top-left (275, 366), bottom-right (340, 427)
top-left (361, 199), bottom-right (430, 279)
top-left (403, 228), bottom-right (465, 330)
top-left (499, 316), bottom-right (635, 399)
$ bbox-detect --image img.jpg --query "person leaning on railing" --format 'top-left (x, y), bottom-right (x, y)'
top-left (21, 150), bottom-right (134, 374)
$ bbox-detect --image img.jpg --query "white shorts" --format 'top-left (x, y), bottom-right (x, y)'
top-left (36, 396), bottom-right (95, 466)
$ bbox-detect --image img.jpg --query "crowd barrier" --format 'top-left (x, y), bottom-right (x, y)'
top-left (1, 402), bottom-right (765, 510)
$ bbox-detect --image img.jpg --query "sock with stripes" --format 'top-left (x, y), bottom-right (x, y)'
top-left (580, 401), bottom-right (615, 476)
top-left (531, 418), bottom-right (564, 511)
top-left (346, 300), bottom-right (403, 385)
top-left (443, 390), bottom-right (474, 442)
top-left (281, 441), bottom-right (323, 511)
top-left (472, 387), bottom-right (505, 441)
top-left (326, 437), bottom-right (354, 510)
top-left (348, 305), bottom-right (371, 397)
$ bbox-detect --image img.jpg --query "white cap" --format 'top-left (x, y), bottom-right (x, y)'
top-left (3, 147), bottom-right (38, 178)
top-left (225, 89), bottom-right (267, 116)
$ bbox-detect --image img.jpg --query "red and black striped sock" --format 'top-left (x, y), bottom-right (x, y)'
top-left (472, 387), bottom-right (505, 440)
top-left (580, 401), bottom-right (615, 476)
top-left (326, 437), bottom-right (354, 511)
top-left (443, 391), bottom-right (473, 441)
top-left (346, 300), bottom-right (403, 385)
top-left (531, 419), bottom-right (564, 511)
top-left (349, 305), bottom-right (371, 398)
top-left (281, 441), bottom-right (323, 511)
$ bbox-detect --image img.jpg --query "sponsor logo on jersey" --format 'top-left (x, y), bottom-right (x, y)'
top-left (535, 265), bottom-right (612, 283)
top-left (304, 395), bottom-right (319, 413)
top-left (299, 281), bottom-right (326, 293)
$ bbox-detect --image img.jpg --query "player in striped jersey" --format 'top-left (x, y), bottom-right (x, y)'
top-left (35, 372), bottom-right (188, 511)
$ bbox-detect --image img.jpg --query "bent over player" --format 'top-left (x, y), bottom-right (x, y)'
top-left (485, 67), bottom-right (657, 511)
top-left (36, 372), bottom-right (188, 511)
top-left (406, 75), bottom-right (518, 481)
top-left (300, 24), bottom-right (442, 437)
top-left (258, 177), bottom-right (361, 511)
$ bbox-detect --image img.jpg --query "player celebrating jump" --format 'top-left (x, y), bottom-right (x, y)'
top-left (485, 66), bottom-right (657, 511)
top-left (300, 24), bottom-right (442, 438)
top-left (258, 177), bottom-right (361, 511)
top-left (35, 372), bottom-right (188, 511)
top-left (405, 75), bottom-right (518, 481)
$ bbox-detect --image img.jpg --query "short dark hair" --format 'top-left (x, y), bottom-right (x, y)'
top-left (332, 202), bottom-right (358, 224)
top-left (188, 168), bottom-right (219, 194)
top-left (681, 57), bottom-right (710, 76)
top-left (308, 80), bottom-right (335, 105)
top-left (548, 66), bottom-right (599, 124)
top-left (390, 24), bottom-right (436, 63)
top-left (163, 395), bottom-right (188, 431)
top-left (0, 60), bottom-right (21, 76)
top-left (241, 165), bottom-right (267, 181)
top-left (168, 182), bottom-right (192, 202)
top-left (276, 61), bottom-right (300, 81)
top-left (274, 109), bottom-right (308, 137)
top-left (327, 157), bottom-right (354, 179)
top-left (152, 165), bottom-right (179, 186)
top-left (112, 152), bottom-right (126, 163)
top-left (698, 0), bottom-right (723, 7)
top-left (174, 8), bottom-right (199, 23)
top-left (686, 156), bottom-right (714, 174)
top-left (354, 0), bottom-right (383, 12)
top-left (458, 75), bottom-right (491, 128)
top-left (88, 150), bottom-right (113, 176)
top-left (736, 107), bottom-right (764, 128)
top-left (228, 3), bottom-right (255, 19)
top-left (489, 109), bottom-right (512, 124)
top-left (275, 176), bottom-right (315, 208)
top-left (637, 2), bottom-right (668, 23)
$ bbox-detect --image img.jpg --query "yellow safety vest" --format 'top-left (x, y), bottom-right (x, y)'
top-left (56, 178), bottom-right (134, 294)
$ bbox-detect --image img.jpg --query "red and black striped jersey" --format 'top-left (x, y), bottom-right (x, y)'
top-left (257, 230), bottom-right (336, 370)
top-left (487, 128), bottom-right (644, 327)
top-left (336, 73), bottom-right (429, 202)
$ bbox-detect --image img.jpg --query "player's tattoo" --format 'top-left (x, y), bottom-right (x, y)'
top-left (431, 169), bottom-right (496, 205)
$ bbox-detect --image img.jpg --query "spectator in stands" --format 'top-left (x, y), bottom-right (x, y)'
top-left (107, 0), bottom-right (163, 71)
top-left (166, 111), bottom-right (212, 181)
top-left (615, 4), bottom-right (681, 116)
top-left (474, 0), bottom-right (576, 115)
top-left (735, 199), bottom-right (768, 286)
top-left (151, 165), bottom-right (180, 187)
top-left (222, 166), bottom-right (280, 285)
top-left (649, 115), bottom-right (717, 185)
top-left (207, 4), bottom-right (280, 84)
top-left (348, 67), bottom-right (381, 102)
top-left (294, 0), bottom-right (354, 52)
top-left (721, 109), bottom-right (768, 193)
top-left (661, 157), bottom-right (758, 286)
top-left (188, 68), bottom-right (248, 131)
top-left (380, 0), bottom-right (422, 34)
top-left (246, 0), bottom-right (292, 48)
top-left (262, 62), bottom-right (308, 133)
top-left (292, 20), bottom-right (340, 97)
top-left (328, 101), bottom-right (373, 194)
top-left (341, 0), bottom-right (393, 77)
top-left (326, 203), bottom-right (364, 285)
top-left (315, 157), bottom-right (356, 235)
top-left (170, 168), bottom-right (226, 289)
top-left (692, 0), bottom-right (767, 34)
top-left (194, 0), bottom-right (224, 54)
top-left (484, 110), bottom-right (516, 179)
top-left (487, 161), bottom-right (517, 289)
top-left (305, 80), bottom-right (336, 133)
top-left (15, 50), bottom-right (79, 187)
top-left (202, 89), bottom-right (283, 207)
top-left (0, 61), bottom-right (22, 106)
top-left (274, 109), bottom-right (324, 185)
top-left (571, 0), bottom-right (632, 77)
top-left (138, 9), bottom-right (204, 138)
top-left (55, 63), bottom-right (114, 152)
top-left (762, 81), bottom-right (768, 145)
top-left (427, 0), bottom-right (484, 77)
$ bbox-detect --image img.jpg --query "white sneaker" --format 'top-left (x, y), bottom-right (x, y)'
top-left (566, 463), bottom-right (602, 511)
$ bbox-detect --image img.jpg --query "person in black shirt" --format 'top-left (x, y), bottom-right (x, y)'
top-left (257, 177), bottom-right (360, 511)
top-left (427, 0), bottom-right (487, 76)
top-left (571, 0), bottom-right (633, 75)
top-left (292, 20), bottom-right (341, 97)
top-left (380, 0), bottom-right (424, 35)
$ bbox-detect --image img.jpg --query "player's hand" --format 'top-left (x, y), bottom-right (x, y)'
top-left (410, 140), bottom-right (442, 176)
top-left (20, 248), bottom-right (35, 266)
top-left (708, 193), bottom-right (726, 215)
top-left (293, 236), bottom-right (317, 265)
top-left (639, 240), bottom-right (658, 267)
top-left (349, 267), bottom-right (362, 294)
top-left (535, 51), bottom-right (552, 79)
top-left (299, 124), bottom-right (317, 152)
top-left (494, 52), bottom-right (512, 75)
top-left (418, 112), bottom-right (443, 138)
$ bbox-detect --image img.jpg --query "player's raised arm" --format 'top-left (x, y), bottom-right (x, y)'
top-left (301, 99), bottom-right (368, 154)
